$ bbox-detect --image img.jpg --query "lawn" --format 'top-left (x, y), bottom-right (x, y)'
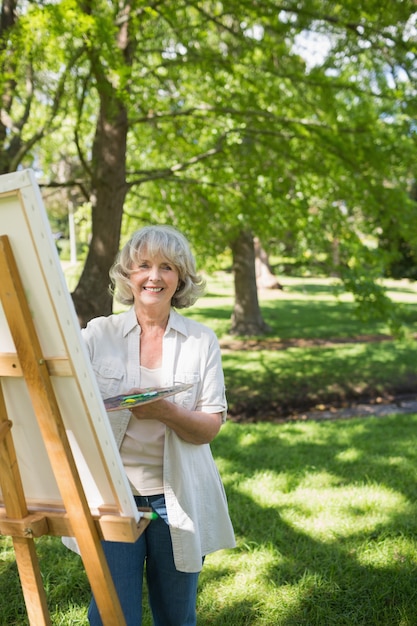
top-left (1, 273), bottom-right (417, 624)
top-left (201, 413), bottom-right (417, 625)
top-left (186, 273), bottom-right (417, 418)
top-left (1, 414), bottom-right (417, 625)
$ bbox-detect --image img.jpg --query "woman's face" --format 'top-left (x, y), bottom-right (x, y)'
top-left (129, 249), bottom-right (180, 311)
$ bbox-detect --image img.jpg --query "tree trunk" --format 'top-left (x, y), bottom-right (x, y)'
top-left (70, 4), bottom-right (136, 327)
top-left (330, 237), bottom-right (340, 277)
top-left (230, 230), bottom-right (271, 335)
top-left (254, 237), bottom-right (283, 289)
top-left (72, 96), bottom-right (129, 327)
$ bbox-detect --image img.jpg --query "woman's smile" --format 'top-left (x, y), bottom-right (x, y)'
top-left (130, 251), bottom-right (179, 307)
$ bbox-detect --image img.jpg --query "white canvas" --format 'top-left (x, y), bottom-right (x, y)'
top-left (0, 169), bottom-right (138, 521)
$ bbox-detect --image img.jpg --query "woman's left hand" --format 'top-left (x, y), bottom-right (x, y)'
top-left (129, 399), bottom-right (222, 445)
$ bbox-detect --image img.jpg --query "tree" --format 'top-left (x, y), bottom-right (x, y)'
top-left (3, 1), bottom-right (417, 333)
top-left (254, 237), bottom-right (282, 290)
top-left (0, 0), bottom-right (82, 175)
top-left (70, 0), bottom-right (133, 322)
top-left (230, 230), bottom-right (271, 335)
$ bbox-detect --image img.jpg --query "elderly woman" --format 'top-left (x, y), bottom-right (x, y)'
top-left (84, 225), bottom-right (235, 626)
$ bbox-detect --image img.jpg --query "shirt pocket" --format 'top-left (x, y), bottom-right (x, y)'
top-left (172, 372), bottom-right (200, 410)
top-left (93, 358), bottom-right (125, 398)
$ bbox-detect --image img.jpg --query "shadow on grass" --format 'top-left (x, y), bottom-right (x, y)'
top-left (258, 299), bottom-right (417, 340)
top-left (0, 559), bottom-right (27, 626)
top-left (0, 537), bottom-right (89, 626)
top-left (282, 280), bottom-right (417, 299)
top-left (222, 340), bottom-right (417, 419)
top-left (280, 282), bottom-right (342, 297)
top-left (200, 414), bottom-right (417, 625)
top-left (2, 415), bottom-right (417, 625)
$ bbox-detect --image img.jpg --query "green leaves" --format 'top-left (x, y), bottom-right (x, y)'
top-left (3, 0), bottom-right (417, 322)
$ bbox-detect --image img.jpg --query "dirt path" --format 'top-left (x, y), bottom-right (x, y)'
top-left (219, 333), bottom-right (398, 352)
top-left (228, 394), bottom-right (417, 424)
top-left (288, 394), bottom-right (417, 423)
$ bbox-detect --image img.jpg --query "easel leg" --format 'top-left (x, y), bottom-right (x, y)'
top-left (0, 388), bottom-right (51, 625)
top-left (0, 235), bottom-right (127, 625)
top-left (13, 537), bottom-right (51, 626)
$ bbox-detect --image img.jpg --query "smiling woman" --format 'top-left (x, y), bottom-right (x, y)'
top-left (110, 225), bottom-right (206, 310)
top-left (78, 224), bottom-right (236, 626)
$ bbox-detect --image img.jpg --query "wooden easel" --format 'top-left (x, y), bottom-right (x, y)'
top-left (0, 235), bottom-right (149, 625)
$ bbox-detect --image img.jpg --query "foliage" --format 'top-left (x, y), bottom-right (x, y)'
top-left (2, 1), bottom-right (417, 324)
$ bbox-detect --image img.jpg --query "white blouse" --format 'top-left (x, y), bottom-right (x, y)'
top-left (80, 307), bottom-right (236, 572)
top-left (121, 365), bottom-right (165, 495)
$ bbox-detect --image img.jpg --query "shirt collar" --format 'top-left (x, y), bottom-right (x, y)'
top-left (165, 308), bottom-right (188, 337)
top-left (122, 306), bottom-right (189, 338)
top-left (122, 307), bottom-right (139, 336)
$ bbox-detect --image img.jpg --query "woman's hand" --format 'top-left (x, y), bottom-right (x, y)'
top-left (129, 399), bottom-right (222, 445)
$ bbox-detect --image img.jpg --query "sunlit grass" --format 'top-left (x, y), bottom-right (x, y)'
top-left (200, 414), bottom-right (417, 625)
top-left (2, 414), bottom-right (417, 624)
top-left (192, 272), bottom-right (417, 340)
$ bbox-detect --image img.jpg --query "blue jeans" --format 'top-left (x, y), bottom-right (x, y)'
top-left (88, 495), bottom-right (200, 626)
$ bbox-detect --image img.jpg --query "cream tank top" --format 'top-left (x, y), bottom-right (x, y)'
top-left (120, 366), bottom-right (165, 496)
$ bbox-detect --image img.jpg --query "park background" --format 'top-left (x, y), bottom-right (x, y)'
top-left (1, 1), bottom-right (417, 624)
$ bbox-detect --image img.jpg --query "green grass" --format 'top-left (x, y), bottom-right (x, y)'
top-left (2, 414), bottom-right (417, 624)
top-left (193, 273), bottom-right (417, 340)
top-left (185, 274), bottom-right (417, 417)
top-left (200, 414), bottom-right (417, 625)
top-left (221, 339), bottom-right (417, 418)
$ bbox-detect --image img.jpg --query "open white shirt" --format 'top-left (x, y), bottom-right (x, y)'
top-left (81, 306), bottom-right (236, 572)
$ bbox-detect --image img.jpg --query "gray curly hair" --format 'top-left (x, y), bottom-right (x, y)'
top-left (109, 225), bottom-right (206, 308)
